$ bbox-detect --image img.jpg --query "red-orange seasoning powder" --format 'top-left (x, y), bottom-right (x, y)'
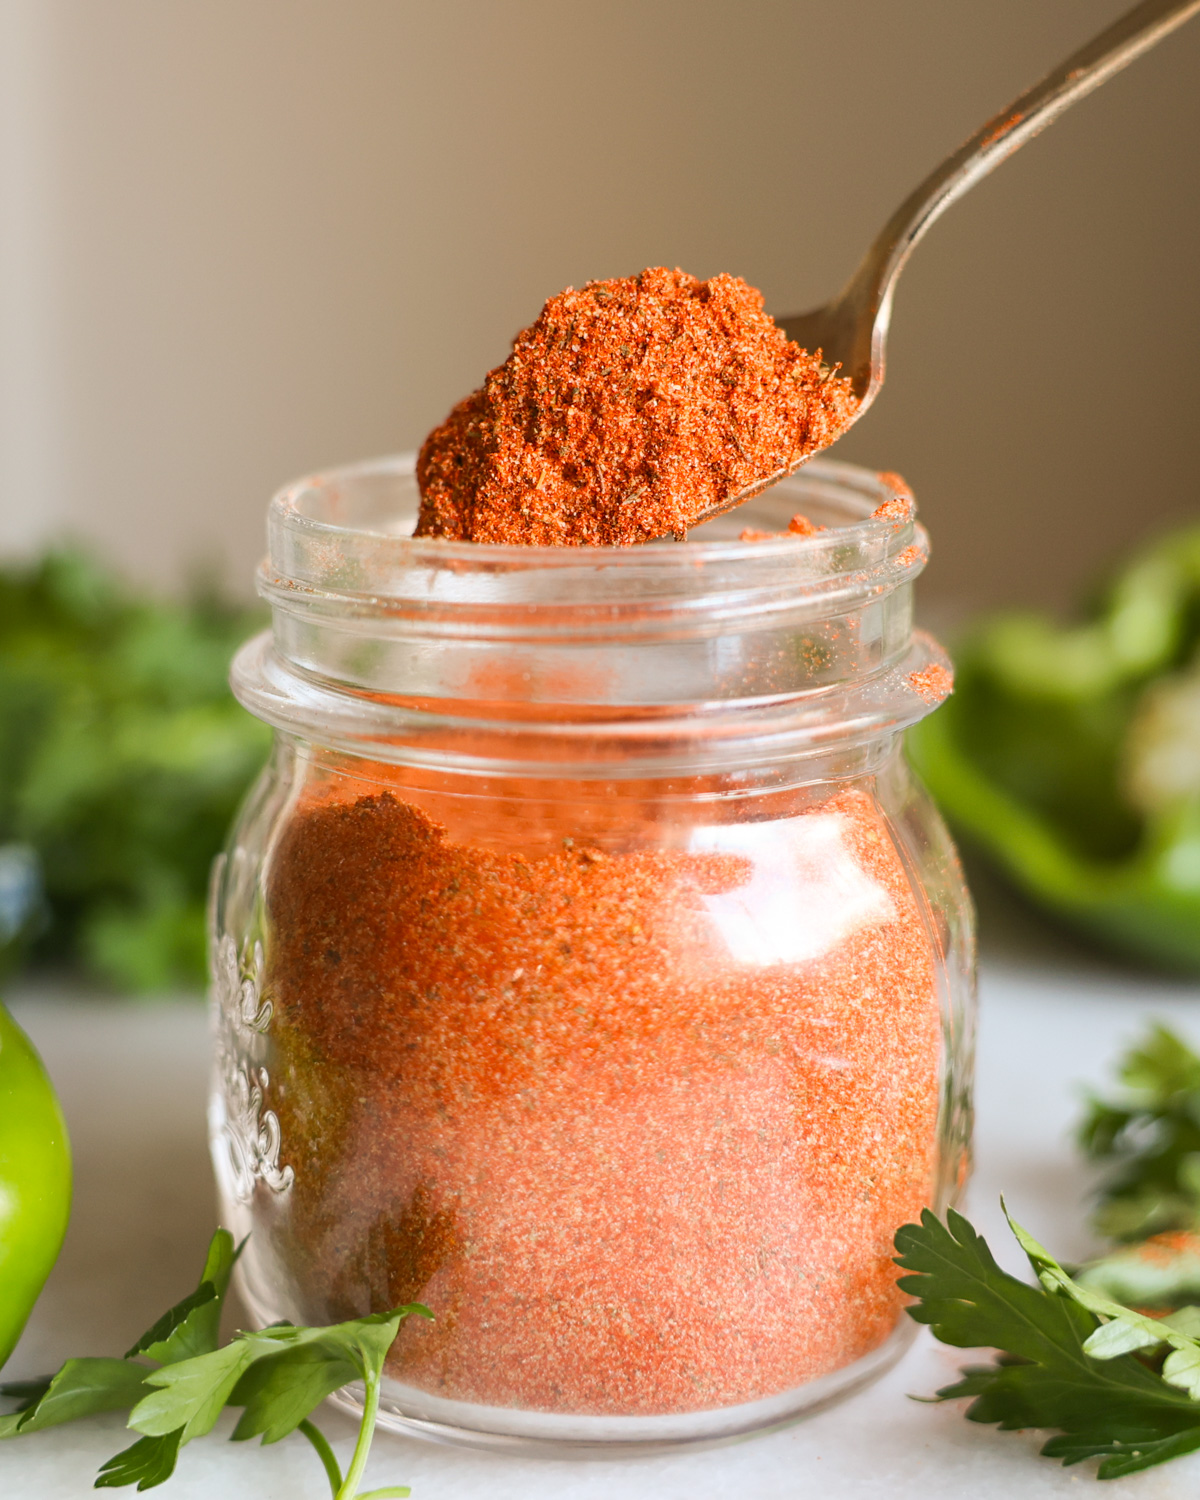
top-left (870, 473), bottom-right (916, 526)
top-left (264, 779), bottom-right (941, 1415)
top-left (908, 663), bottom-right (955, 705)
top-left (741, 513), bottom-right (820, 542)
top-left (415, 267), bottom-right (858, 546)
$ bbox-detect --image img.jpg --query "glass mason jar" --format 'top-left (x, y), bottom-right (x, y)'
top-left (209, 454), bottom-right (974, 1454)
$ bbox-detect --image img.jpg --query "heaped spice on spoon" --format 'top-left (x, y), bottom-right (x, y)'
top-left (415, 267), bottom-right (858, 545)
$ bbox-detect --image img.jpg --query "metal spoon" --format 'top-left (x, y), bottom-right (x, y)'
top-left (705, 0), bottom-right (1200, 522)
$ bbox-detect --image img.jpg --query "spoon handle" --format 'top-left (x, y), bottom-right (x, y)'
top-left (837, 0), bottom-right (1200, 392)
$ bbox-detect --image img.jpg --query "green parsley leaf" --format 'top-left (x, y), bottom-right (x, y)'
top-left (125, 1230), bottom-right (240, 1363)
top-left (895, 1207), bottom-right (1200, 1477)
top-left (0, 1228), bottom-right (240, 1447)
top-left (0, 1377), bottom-right (52, 1410)
top-left (230, 1344), bottom-right (359, 1445)
top-left (130, 1341), bottom-right (252, 1443)
top-left (1044, 1425), bottom-right (1200, 1479)
top-left (123, 1307), bottom-right (430, 1494)
top-left (1002, 1203), bottom-right (1200, 1387)
top-left (231, 1308), bottom-right (430, 1447)
top-left (1163, 1306), bottom-right (1200, 1338)
top-left (0, 1358), bottom-right (150, 1438)
top-left (94, 1430), bottom-right (183, 1491)
top-left (1078, 1023), bottom-right (1200, 1240)
top-left (1, 1222), bottom-right (429, 1497)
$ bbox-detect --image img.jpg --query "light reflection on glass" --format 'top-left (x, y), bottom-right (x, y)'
top-left (691, 813), bottom-right (896, 966)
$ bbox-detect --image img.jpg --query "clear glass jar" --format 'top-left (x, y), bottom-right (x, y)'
top-left (209, 454), bottom-right (975, 1454)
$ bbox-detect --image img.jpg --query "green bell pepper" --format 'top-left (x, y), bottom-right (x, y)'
top-left (0, 1000), bottom-right (71, 1369)
top-left (907, 522), bottom-right (1200, 972)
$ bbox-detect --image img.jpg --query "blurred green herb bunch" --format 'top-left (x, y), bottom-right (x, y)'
top-left (909, 521), bottom-right (1200, 973)
top-left (0, 550), bottom-right (268, 992)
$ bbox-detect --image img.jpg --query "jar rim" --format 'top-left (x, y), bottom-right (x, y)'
top-left (259, 453), bottom-right (927, 641)
top-left (236, 453), bottom-right (951, 776)
top-left (268, 452), bottom-right (915, 570)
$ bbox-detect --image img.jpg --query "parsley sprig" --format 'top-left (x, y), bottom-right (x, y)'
top-left (0, 1228), bottom-right (429, 1496)
top-left (1077, 1023), bottom-right (1200, 1241)
top-left (896, 1204), bottom-right (1200, 1478)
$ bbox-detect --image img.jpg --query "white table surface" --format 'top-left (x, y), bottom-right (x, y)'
top-left (5, 881), bottom-right (1200, 1499)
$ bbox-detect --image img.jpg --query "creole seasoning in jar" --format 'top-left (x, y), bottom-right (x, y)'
top-left (209, 454), bottom-right (974, 1451)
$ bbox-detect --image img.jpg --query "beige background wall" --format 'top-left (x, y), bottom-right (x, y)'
top-left (2, 0), bottom-right (1198, 613)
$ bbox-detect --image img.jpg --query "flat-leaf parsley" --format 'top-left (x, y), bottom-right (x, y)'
top-left (896, 1206), bottom-right (1200, 1478)
top-left (0, 1228), bottom-right (429, 1496)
